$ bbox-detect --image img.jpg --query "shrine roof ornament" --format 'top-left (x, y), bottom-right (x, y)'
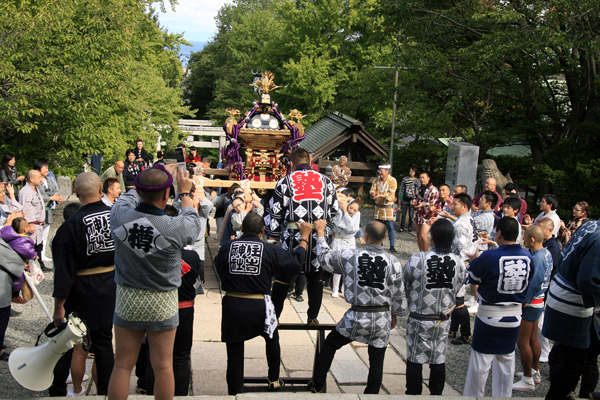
top-left (251, 71), bottom-right (288, 94)
top-left (220, 72), bottom-right (306, 181)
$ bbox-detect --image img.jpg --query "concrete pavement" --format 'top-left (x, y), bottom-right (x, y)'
top-left (189, 221), bottom-right (462, 396)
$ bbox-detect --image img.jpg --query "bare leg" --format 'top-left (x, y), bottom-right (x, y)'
top-left (92, 359), bottom-right (97, 389)
top-left (416, 224), bottom-right (425, 251)
top-left (146, 328), bottom-right (177, 400)
top-left (70, 344), bottom-right (88, 394)
top-left (107, 327), bottom-right (145, 400)
top-left (517, 320), bottom-right (534, 377)
top-left (530, 320), bottom-right (541, 372)
top-left (470, 284), bottom-right (478, 299)
top-left (418, 223), bottom-right (431, 251)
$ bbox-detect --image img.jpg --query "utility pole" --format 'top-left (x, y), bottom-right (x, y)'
top-left (374, 65), bottom-right (399, 176)
top-left (375, 37), bottom-right (400, 176)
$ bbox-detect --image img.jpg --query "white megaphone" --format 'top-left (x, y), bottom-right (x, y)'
top-left (9, 313), bottom-right (88, 391)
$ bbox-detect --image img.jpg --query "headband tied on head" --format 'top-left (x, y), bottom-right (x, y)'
top-left (134, 163), bottom-right (173, 192)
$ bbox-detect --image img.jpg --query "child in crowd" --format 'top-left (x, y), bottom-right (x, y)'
top-left (331, 197), bottom-right (362, 297)
top-left (0, 217), bottom-right (38, 301)
top-left (513, 225), bottom-right (553, 392)
top-left (472, 191), bottom-right (498, 252)
top-left (480, 195), bottom-right (523, 248)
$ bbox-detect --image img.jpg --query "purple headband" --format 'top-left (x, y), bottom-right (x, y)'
top-left (134, 163), bottom-right (173, 192)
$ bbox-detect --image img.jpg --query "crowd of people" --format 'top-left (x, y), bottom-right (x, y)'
top-left (0, 144), bottom-right (598, 399)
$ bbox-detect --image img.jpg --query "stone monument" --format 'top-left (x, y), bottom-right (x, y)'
top-left (57, 176), bottom-right (73, 199)
top-left (445, 142), bottom-right (479, 197)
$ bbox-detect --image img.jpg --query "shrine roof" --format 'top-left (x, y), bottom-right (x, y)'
top-left (300, 112), bottom-right (386, 158)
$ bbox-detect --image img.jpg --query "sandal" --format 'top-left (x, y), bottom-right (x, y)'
top-left (268, 379), bottom-right (285, 391)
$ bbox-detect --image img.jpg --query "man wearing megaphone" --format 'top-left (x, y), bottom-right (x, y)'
top-left (49, 172), bottom-right (117, 396)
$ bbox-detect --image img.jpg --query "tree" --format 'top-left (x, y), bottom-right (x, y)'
top-left (377, 0), bottom-right (600, 207)
top-left (184, 0), bottom-right (285, 122)
top-left (0, 0), bottom-right (190, 175)
top-left (185, 0), bottom-right (397, 132)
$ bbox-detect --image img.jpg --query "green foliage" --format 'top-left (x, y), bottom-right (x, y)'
top-left (0, 0), bottom-right (191, 176)
top-left (393, 139), bottom-right (448, 185)
top-left (377, 0), bottom-right (600, 206)
top-left (185, 0), bottom-right (396, 130)
top-left (183, 0), bottom-right (600, 210)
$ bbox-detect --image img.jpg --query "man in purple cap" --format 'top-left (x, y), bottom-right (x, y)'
top-left (107, 163), bottom-right (202, 400)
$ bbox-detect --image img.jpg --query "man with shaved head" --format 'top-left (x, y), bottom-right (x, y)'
top-left (513, 225), bottom-right (553, 391)
top-left (471, 177), bottom-right (503, 213)
top-left (49, 171), bottom-right (116, 396)
top-left (310, 219), bottom-right (407, 394)
top-left (108, 163), bottom-right (201, 400)
top-left (538, 218), bottom-right (560, 268)
top-left (100, 160), bottom-right (126, 195)
top-left (536, 217), bottom-right (560, 364)
top-left (18, 169), bottom-right (48, 270)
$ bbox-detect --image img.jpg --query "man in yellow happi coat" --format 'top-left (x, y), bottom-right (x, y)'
top-left (370, 164), bottom-right (398, 252)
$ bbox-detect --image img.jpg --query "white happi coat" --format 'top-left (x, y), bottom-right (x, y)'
top-left (317, 237), bottom-right (408, 348)
top-left (452, 213), bottom-right (478, 297)
top-left (472, 209), bottom-right (495, 252)
top-left (403, 249), bottom-right (467, 364)
top-left (332, 211), bottom-right (360, 251)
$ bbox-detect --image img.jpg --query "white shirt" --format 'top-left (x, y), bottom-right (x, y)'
top-left (534, 210), bottom-right (560, 237)
top-left (101, 195), bottom-right (114, 207)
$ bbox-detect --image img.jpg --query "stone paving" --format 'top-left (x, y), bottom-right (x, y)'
top-left (186, 226), bottom-right (462, 397)
top-left (1, 206), bottom-right (547, 399)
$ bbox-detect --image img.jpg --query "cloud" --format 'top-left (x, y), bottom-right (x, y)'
top-left (157, 0), bottom-right (230, 42)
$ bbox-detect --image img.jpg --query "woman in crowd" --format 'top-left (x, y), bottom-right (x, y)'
top-left (558, 201), bottom-right (589, 246)
top-left (0, 154), bottom-right (25, 190)
top-left (122, 149), bottom-right (143, 191)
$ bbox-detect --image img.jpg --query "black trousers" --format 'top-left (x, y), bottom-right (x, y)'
top-left (305, 269), bottom-right (324, 320)
top-left (0, 306), bottom-right (10, 349)
top-left (144, 307), bottom-right (194, 396)
top-left (449, 297), bottom-right (470, 337)
top-left (225, 330), bottom-right (281, 395)
top-left (399, 200), bottom-right (414, 229)
top-left (313, 330), bottom-right (386, 394)
top-left (273, 269), bottom-right (323, 319)
top-left (48, 324), bottom-right (114, 396)
top-left (546, 323), bottom-right (600, 400)
top-left (288, 273), bottom-right (306, 297)
top-left (406, 360), bottom-right (445, 395)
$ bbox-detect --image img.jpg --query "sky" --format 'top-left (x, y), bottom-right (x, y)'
top-left (157, 0), bottom-right (230, 43)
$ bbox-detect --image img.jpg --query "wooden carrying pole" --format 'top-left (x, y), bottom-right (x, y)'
top-left (195, 168), bottom-right (277, 189)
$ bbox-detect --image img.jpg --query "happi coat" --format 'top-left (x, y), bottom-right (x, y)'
top-left (543, 221), bottom-right (600, 348)
top-left (265, 168), bottom-right (339, 272)
top-left (332, 210), bottom-right (360, 251)
top-left (403, 249), bottom-right (467, 364)
top-left (316, 237), bottom-right (408, 348)
top-left (370, 175), bottom-right (397, 221)
top-left (331, 165), bottom-right (352, 187)
top-left (413, 183), bottom-right (439, 225)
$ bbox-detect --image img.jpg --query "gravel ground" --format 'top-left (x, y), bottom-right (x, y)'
top-left (1, 199), bottom-right (77, 398)
top-left (356, 207), bottom-right (553, 397)
top-left (0, 203), bottom-right (566, 398)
